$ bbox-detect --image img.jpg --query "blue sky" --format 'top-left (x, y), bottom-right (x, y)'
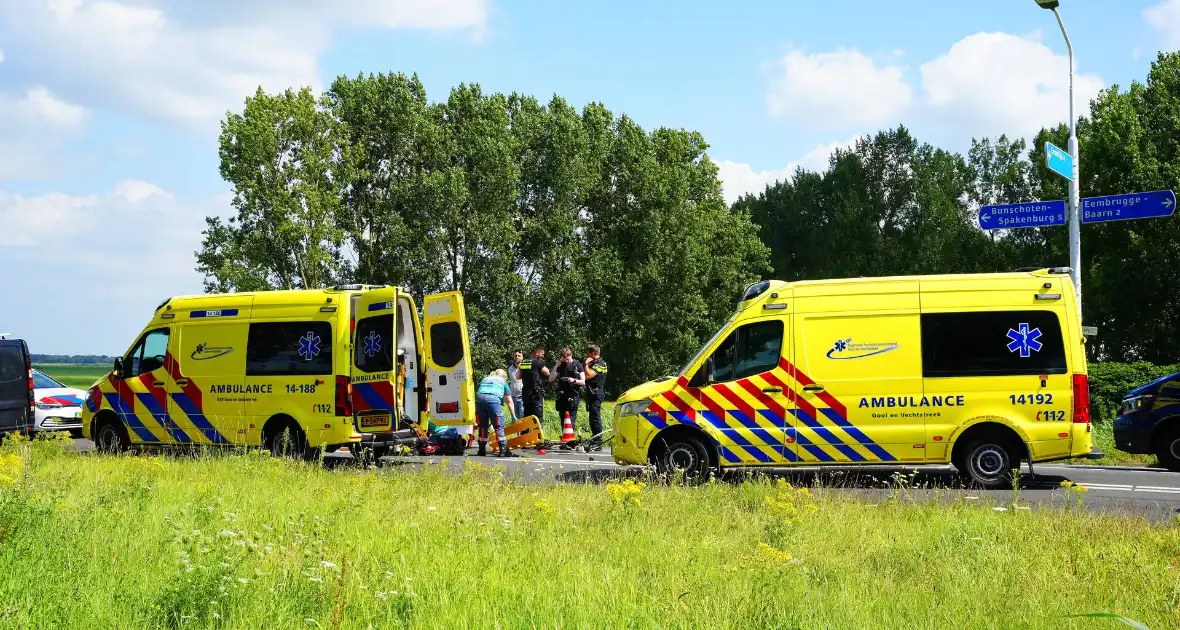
top-left (1, 0), bottom-right (1177, 355)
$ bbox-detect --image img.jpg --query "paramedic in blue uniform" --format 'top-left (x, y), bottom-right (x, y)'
top-left (519, 345), bottom-right (550, 422)
top-left (475, 369), bottom-right (517, 458)
top-left (582, 345), bottom-right (608, 451)
top-left (548, 347), bottom-right (584, 447)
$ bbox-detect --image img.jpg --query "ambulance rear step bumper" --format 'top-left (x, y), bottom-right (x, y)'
top-left (358, 429), bottom-right (418, 445)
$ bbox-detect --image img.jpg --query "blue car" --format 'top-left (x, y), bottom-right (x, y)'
top-left (1114, 372), bottom-right (1180, 471)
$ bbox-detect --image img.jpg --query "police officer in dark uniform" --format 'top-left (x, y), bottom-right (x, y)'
top-left (519, 345), bottom-right (550, 421)
top-left (582, 344), bottom-right (608, 451)
top-left (548, 347), bottom-right (584, 448)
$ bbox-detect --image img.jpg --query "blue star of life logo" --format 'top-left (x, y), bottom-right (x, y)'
top-left (833, 339), bottom-right (849, 352)
top-left (1006, 323), bottom-right (1043, 358)
top-left (298, 332), bottom-right (322, 361)
top-left (363, 331), bottom-right (382, 358)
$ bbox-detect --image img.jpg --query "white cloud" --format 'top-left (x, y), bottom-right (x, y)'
top-left (1145, 0), bottom-right (1180, 50)
top-left (766, 49), bottom-right (913, 129)
top-left (919, 32), bottom-right (1104, 140)
top-left (0, 86), bottom-right (89, 179)
top-left (0, 182), bottom-right (229, 354)
top-left (0, 179), bottom-right (172, 247)
top-left (718, 136), bottom-right (862, 205)
top-left (0, 0), bottom-right (487, 131)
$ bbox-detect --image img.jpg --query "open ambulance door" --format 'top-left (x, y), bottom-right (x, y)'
top-left (422, 292), bottom-right (475, 429)
top-left (351, 288), bottom-right (399, 433)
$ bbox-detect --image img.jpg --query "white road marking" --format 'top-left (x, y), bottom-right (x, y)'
top-left (1066, 483), bottom-right (1180, 496)
top-left (1078, 483), bottom-right (1134, 491)
top-left (527, 459), bottom-right (620, 467)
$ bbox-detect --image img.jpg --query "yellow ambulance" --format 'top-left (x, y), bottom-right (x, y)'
top-left (81, 284), bottom-right (475, 458)
top-left (611, 268), bottom-right (1102, 488)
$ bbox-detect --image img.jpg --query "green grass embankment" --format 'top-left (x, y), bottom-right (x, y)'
top-left (33, 364), bottom-right (109, 389)
top-left (0, 436), bottom-right (1175, 629)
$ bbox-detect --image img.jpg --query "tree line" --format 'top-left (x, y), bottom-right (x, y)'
top-left (31, 355), bottom-right (115, 365)
top-left (738, 52), bottom-right (1180, 365)
top-left (199, 52), bottom-right (1180, 394)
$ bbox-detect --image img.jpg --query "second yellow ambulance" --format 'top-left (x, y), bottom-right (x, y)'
top-left (80, 284), bottom-right (475, 458)
top-left (611, 268), bottom-right (1102, 488)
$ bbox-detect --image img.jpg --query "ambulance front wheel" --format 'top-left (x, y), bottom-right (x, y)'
top-left (653, 432), bottom-right (713, 481)
top-left (94, 415), bottom-right (130, 453)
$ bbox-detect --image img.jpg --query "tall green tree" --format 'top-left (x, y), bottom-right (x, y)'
top-left (198, 87), bottom-right (351, 292)
top-left (201, 75), bottom-right (770, 393)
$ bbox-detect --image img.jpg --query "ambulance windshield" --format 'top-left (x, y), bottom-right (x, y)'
top-left (678, 314), bottom-right (738, 378)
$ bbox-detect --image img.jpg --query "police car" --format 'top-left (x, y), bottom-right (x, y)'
top-left (32, 369), bottom-right (85, 435)
top-left (1114, 372), bottom-right (1180, 471)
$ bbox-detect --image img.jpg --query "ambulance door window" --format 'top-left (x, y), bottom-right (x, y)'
top-left (247, 322), bottom-right (334, 376)
top-left (702, 321), bottom-right (782, 384)
top-left (709, 331), bottom-right (737, 383)
top-left (921, 311), bottom-right (1066, 377)
top-left (245, 321), bottom-right (336, 436)
top-left (354, 315), bottom-right (393, 374)
top-left (734, 321), bottom-right (783, 379)
top-left (126, 329), bottom-right (170, 377)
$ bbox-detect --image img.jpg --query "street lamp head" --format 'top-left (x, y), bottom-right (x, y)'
top-left (1034, 0), bottom-right (1060, 9)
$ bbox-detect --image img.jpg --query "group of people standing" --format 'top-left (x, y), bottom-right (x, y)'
top-left (474, 344), bottom-right (609, 457)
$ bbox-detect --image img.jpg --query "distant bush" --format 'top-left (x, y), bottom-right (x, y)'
top-left (29, 354), bottom-right (114, 365)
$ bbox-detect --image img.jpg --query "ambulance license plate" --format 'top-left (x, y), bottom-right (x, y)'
top-left (359, 414), bottom-right (392, 432)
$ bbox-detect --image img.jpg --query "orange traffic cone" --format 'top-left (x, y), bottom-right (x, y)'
top-left (560, 412), bottom-right (576, 443)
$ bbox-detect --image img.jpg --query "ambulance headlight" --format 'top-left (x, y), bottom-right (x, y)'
top-left (618, 400), bottom-right (651, 418)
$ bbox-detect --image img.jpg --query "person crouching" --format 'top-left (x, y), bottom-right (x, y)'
top-left (476, 368), bottom-right (517, 458)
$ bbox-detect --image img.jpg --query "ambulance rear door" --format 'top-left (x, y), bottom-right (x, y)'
top-left (422, 291), bottom-right (475, 429)
top-left (351, 288), bottom-right (399, 433)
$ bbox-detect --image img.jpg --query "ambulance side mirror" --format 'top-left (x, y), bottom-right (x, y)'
top-left (112, 357), bottom-right (123, 378)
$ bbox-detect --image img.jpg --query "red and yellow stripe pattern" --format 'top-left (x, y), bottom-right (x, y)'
top-left (640, 357), bottom-right (896, 465)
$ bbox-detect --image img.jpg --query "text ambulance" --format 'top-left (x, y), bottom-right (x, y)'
top-left (81, 285), bottom-right (475, 458)
top-left (611, 269), bottom-right (1103, 488)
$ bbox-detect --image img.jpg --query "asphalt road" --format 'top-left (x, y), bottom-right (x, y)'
top-left (71, 439), bottom-right (1180, 522)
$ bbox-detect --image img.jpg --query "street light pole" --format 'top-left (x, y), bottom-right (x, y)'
top-left (1037, 0), bottom-right (1082, 315)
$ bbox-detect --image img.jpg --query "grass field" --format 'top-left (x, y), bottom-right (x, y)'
top-left (0, 436), bottom-right (1173, 629)
top-left (33, 364), bottom-right (109, 389)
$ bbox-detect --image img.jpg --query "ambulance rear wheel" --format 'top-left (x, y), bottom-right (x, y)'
top-left (961, 439), bottom-right (1019, 490)
top-left (655, 434), bottom-right (711, 481)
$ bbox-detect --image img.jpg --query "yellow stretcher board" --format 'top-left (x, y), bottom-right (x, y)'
top-left (489, 415), bottom-right (544, 450)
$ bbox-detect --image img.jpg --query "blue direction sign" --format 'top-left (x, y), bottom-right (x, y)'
top-left (1082, 190), bottom-right (1176, 224)
top-left (1045, 142), bottom-right (1074, 181)
top-left (979, 200), bottom-right (1067, 230)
